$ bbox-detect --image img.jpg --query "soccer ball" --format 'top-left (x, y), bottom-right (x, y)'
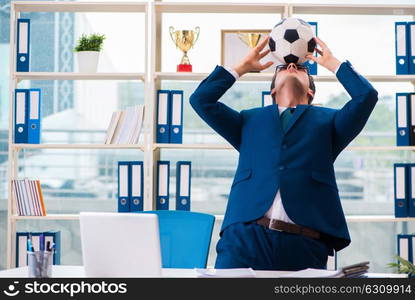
top-left (269, 17), bottom-right (316, 65)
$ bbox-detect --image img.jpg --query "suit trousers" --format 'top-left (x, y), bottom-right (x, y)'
top-left (214, 221), bottom-right (329, 270)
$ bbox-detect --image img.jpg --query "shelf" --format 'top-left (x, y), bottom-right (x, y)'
top-left (10, 142), bottom-right (414, 160)
top-left (13, 1), bottom-right (147, 12)
top-left (290, 3), bottom-right (415, 16)
top-left (346, 215), bottom-right (415, 223)
top-left (155, 2), bottom-right (286, 14)
top-left (155, 2), bottom-right (415, 15)
top-left (11, 144), bottom-right (145, 151)
top-left (347, 146), bottom-right (415, 151)
top-left (155, 72), bottom-right (415, 83)
top-left (153, 144), bottom-right (415, 151)
top-left (11, 214), bottom-right (415, 223)
top-left (153, 143), bottom-right (233, 150)
top-left (14, 72), bottom-right (145, 81)
top-left (11, 214), bottom-right (80, 220)
top-left (17, 71), bottom-right (414, 84)
top-left (328, 75), bottom-right (415, 84)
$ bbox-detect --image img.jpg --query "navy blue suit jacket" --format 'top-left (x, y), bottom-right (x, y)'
top-left (189, 60), bottom-right (379, 253)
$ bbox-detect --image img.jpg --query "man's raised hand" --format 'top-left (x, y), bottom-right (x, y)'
top-left (306, 36), bottom-right (341, 73)
top-left (232, 35), bottom-right (275, 77)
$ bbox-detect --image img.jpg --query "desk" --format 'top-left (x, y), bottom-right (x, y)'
top-left (0, 266), bottom-right (408, 278)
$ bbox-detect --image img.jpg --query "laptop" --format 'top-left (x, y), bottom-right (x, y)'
top-left (79, 212), bottom-right (162, 277)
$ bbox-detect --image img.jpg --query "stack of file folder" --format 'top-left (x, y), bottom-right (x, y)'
top-left (303, 22), bottom-right (318, 75)
top-left (14, 88), bottom-right (41, 144)
top-left (261, 91), bottom-right (273, 107)
top-left (338, 261), bottom-right (370, 278)
top-left (396, 93), bottom-right (415, 146)
top-left (105, 105), bottom-right (145, 144)
top-left (156, 90), bottom-right (183, 144)
top-left (11, 179), bottom-right (46, 216)
top-left (397, 234), bottom-right (415, 264)
top-left (395, 21), bottom-right (415, 75)
top-left (156, 161), bottom-right (191, 211)
top-left (393, 163), bottom-right (415, 217)
top-left (118, 161), bottom-right (144, 212)
top-left (16, 18), bottom-right (30, 72)
top-left (280, 261), bottom-right (370, 278)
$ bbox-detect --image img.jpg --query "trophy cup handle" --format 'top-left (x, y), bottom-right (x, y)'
top-left (192, 26), bottom-right (200, 48)
top-left (169, 26), bottom-right (177, 47)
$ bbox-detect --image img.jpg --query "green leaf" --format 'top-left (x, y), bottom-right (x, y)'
top-left (387, 255), bottom-right (415, 275)
top-left (73, 33), bottom-right (106, 52)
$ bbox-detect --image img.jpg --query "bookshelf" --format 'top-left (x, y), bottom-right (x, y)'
top-left (6, 1), bottom-right (415, 268)
top-left (7, 0), bottom-right (150, 268)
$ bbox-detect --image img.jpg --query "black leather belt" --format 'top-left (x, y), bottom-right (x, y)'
top-left (256, 216), bottom-right (321, 240)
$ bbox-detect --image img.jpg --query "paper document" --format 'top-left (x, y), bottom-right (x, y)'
top-left (194, 268), bottom-right (256, 278)
top-left (279, 268), bottom-right (343, 278)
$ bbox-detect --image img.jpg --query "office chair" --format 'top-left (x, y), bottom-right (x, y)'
top-left (140, 210), bottom-right (215, 268)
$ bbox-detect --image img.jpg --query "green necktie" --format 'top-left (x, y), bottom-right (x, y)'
top-left (280, 107), bottom-right (295, 131)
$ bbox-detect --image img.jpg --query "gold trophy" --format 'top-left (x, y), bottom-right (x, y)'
top-left (169, 26), bottom-right (200, 72)
top-left (237, 32), bottom-right (263, 73)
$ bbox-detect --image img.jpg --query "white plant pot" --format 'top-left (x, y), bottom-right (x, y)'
top-left (76, 51), bottom-right (100, 73)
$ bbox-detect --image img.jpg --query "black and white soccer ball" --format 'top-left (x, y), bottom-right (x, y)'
top-left (269, 17), bottom-right (316, 65)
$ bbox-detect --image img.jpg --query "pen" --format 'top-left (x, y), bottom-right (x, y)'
top-left (27, 239), bottom-right (35, 253)
top-left (39, 234), bottom-right (45, 252)
top-left (46, 241), bottom-right (51, 252)
top-left (27, 234), bottom-right (33, 251)
top-left (27, 238), bottom-right (31, 252)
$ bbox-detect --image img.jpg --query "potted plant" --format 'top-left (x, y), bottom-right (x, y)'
top-left (73, 33), bottom-right (106, 73)
top-left (387, 255), bottom-right (415, 278)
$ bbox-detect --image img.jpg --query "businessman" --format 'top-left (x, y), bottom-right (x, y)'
top-left (189, 35), bottom-right (378, 271)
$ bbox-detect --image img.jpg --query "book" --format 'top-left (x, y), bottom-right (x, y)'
top-left (111, 111), bottom-right (125, 144)
top-left (131, 105), bottom-right (145, 144)
top-left (104, 111), bottom-right (121, 144)
top-left (12, 178), bottom-right (46, 216)
top-left (104, 105), bottom-right (145, 144)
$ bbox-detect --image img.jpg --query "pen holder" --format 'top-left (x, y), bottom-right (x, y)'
top-left (28, 251), bottom-right (53, 278)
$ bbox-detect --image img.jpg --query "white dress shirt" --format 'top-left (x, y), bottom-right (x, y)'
top-left (223, 61), bottom-right (343, 223)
